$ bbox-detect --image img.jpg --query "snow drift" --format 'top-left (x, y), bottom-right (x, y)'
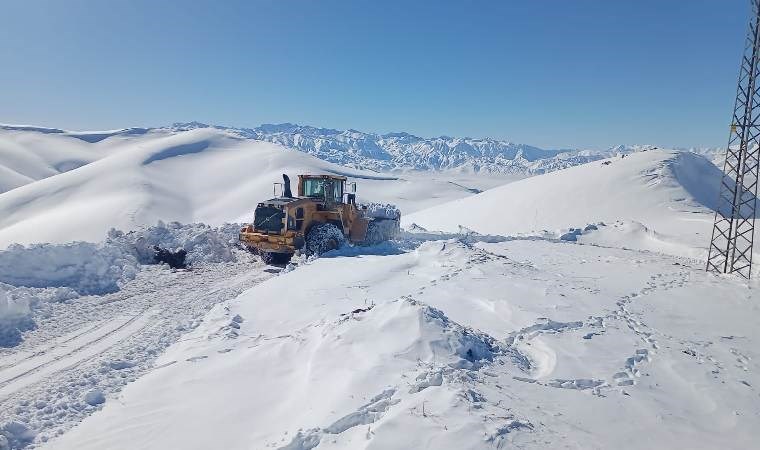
top-left (40, 250), bottom-right (520, 450)
top-left (0, 222), bottom-right (238, 295)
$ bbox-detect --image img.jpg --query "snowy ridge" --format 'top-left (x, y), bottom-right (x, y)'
top-left (405, 149), bottom-right (732, 262)
top-left (0, 126), bottom-right (135, 194)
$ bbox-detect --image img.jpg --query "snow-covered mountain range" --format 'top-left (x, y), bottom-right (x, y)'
top-left (172, 121), bottom-right (685, 174)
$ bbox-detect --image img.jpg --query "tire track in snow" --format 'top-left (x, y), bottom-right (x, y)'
top-left (0, 320), bottom-right (120, 385)
top-left (0, 323), bottom-right (102, 372)
top-left (0, 312), bottom-right (156, 401)
top-left (0, 256), bottom-right (274, 448)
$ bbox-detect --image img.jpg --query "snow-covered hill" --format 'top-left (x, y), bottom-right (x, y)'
top-left (0, 125), bottom-right (148, 194)
top-left (0, 124), bottom-right (724, 251)
top-left (0, 129), bottom-right (362, 247)
top-left (406, 150), bottom-right (726, 261)
top-left (0, 127), bottom-right (516, 249)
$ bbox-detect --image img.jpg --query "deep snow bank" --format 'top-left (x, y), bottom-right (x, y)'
top-left (0, 284), bottom-right (78, 347)
top-left (105, 221), bottom-right (239, 266)
top-left (0, 222), bottom-right (239, 347)
top-left (0, 288), bottom-right (33, 347)
top-left (0, 243), bottom-right (138, 295)
top-left (0, 222), bottom-right (239, 295)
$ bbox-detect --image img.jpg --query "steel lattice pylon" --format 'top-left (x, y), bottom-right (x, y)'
top-left (707, 0), bottom-right (760, 279)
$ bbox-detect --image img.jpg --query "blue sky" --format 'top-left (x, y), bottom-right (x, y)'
top-left (0, 0), bottom-right (749, 149)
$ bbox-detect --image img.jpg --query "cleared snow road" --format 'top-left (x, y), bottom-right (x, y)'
top-left (0, 254), bottom-right (273, 447)
top-left (0, 312), bottom-right (156, 401)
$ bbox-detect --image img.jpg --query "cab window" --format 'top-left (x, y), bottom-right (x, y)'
top-left (303, 178), bottom-right (343, 201)
top-left (303, 179), bottom-right (325, 198)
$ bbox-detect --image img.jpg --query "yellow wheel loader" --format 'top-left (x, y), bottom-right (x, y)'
top-left (239, 174), bottom-right (400, 264)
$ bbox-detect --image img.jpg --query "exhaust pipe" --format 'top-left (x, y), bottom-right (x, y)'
top-left (282, 174), bottom-right (293, 198)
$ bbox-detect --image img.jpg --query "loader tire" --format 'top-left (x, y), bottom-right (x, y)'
top-left (305, 223), bottom-right (345, 256)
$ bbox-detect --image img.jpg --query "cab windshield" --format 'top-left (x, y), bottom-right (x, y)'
top-left (303, 179), bottom-right (327, 198)
top-left (303, 178), bottom-right (343, 202)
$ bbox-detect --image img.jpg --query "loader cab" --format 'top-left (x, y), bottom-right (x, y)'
top-left (298, 175), bottom-right (347, 204)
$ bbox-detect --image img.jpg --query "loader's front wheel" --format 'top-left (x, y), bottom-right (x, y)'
top-left (305, 223), bottom-right (345, 256)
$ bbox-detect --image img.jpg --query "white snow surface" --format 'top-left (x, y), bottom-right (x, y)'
top-left (0, 125), bottom-right (151, 194)
top-left (42, 238), bottom-right (759, 450)
top-left (406, 150), bottom-right (731, 262)
top-left (0, 248), bottom-right (272, 449)
top-left (0, 124), bottom-right (756, 450)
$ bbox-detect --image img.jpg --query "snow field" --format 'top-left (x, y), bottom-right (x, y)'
top-left (0, 124), bottom-right (755, 449)
top-left (42, 236), bottom-right (760, 450)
